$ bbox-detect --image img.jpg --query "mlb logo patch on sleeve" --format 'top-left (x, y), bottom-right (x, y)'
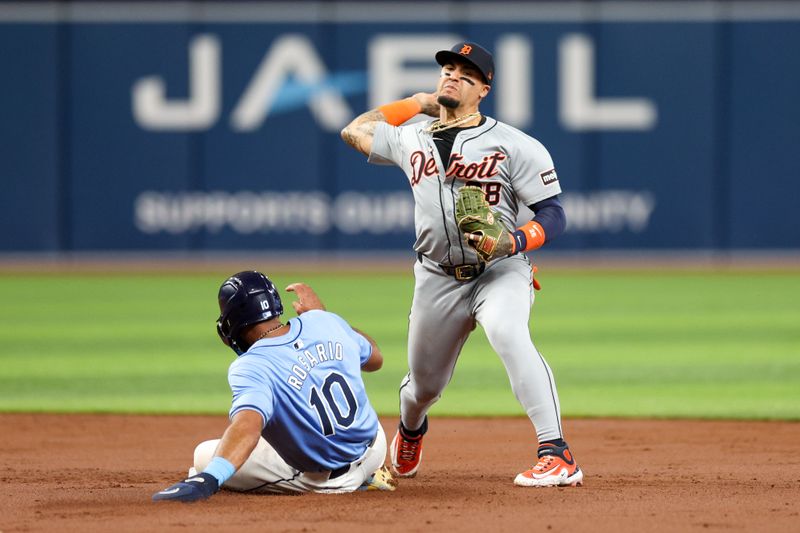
top-left (540, 169), bottom-right (558, 186)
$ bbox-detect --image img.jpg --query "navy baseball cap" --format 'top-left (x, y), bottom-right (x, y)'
top-left (435, 41), bottom-right (494, 85)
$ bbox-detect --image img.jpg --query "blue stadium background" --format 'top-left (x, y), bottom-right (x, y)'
top-left (1, 0), bottom-right (798, 253)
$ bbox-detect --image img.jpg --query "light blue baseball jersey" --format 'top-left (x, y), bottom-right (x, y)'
top-left (227, 310), bottom-right (379, 472)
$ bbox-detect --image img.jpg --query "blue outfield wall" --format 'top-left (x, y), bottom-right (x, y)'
top-left (1, 1), bottom-right (799, 252)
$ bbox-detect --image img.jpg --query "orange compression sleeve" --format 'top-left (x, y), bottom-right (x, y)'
top-left (378, 98), bottom-right (422, 126)
top-left (511, 221), bottom-right (546, 253)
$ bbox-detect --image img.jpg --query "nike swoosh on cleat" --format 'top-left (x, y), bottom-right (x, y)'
top-left (159, 487), bottom-right (181, 495)
top-left (534, 466), bottom-right (564, 478)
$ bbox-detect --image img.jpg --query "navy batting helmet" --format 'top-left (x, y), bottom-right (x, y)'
top-left (216, 271), bottom-right (284, 355)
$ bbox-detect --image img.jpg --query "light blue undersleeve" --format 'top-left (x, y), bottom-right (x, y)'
top-left (203, 456), bottom-right (236, 486)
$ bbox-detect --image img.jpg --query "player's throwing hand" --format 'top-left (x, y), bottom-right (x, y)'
top-left (411, 92), bottom-right (441, 117)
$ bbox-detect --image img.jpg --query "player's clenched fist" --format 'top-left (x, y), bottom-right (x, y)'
top-left (285, 283), bottom-right (326, 315)
top-left (152, 472), bottom-right (219, 503)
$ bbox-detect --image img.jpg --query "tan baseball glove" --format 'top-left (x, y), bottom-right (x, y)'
top-left (455, 186), bottom-right (513, 262)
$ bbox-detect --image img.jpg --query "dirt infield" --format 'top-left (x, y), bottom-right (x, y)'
top-left (1, 414), bottom-right (798, 532)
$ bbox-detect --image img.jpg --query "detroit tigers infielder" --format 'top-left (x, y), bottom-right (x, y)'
top-left (153, 271), bottom-right (394, 501)
top-left (341, 41), bottom-right (582, 487)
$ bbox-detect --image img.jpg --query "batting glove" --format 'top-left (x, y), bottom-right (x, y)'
top-left (152, 472), bottom-right (219, 503)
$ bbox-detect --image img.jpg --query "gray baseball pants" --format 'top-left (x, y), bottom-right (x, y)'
top-left (399, 253), bottom-right (564, 442)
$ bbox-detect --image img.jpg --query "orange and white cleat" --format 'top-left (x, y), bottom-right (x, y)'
top-left (514, 442), bottom-right (583, 487)
top-left (390, 423), bottom-right (425, 478)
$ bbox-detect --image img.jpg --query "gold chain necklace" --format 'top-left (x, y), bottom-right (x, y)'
top-left (255, 322), bottom-right (285, 341)
top-left (425, 112), bottom-right (481, 133)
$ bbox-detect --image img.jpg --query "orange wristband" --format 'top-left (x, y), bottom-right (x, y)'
top-left (512, 221), bottom-right (546, 253)
top-left (378, 98), bottom-right (422, 126)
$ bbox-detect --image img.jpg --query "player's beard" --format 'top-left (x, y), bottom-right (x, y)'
top-left (437, 95), bottom-right (460, 109)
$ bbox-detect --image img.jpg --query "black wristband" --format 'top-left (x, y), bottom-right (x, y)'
top-left (512, 229), bottom-right (527, 253)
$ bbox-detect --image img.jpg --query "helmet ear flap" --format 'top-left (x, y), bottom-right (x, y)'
top-left (216, 317), bottom-right (246, 355)
top-left (216, 319), bottom-right (231, 346)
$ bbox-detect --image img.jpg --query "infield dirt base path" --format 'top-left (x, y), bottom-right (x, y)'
top-left (1, 415), bottom-right (798, 532)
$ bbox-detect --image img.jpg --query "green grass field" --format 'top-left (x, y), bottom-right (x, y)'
top-left (1, 270), bottom-right (798, 419)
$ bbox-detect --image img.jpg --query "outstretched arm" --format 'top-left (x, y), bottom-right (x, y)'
top-left (340, 93), bottom-right (439, 156)
top-left (211, 410), bottom-right (264, 469)
top-left (152, 410), bottom-right (262, 502)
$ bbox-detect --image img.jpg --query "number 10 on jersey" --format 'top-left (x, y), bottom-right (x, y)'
top-left (309, 372), bottom-right (358, 436)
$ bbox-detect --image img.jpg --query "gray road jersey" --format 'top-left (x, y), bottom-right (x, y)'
top-left (368, 117), bottom-right (562, 266)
